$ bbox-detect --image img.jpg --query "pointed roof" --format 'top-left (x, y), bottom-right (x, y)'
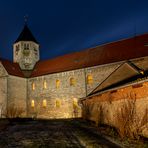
top-left (15, 25), bottom-right (38, 44)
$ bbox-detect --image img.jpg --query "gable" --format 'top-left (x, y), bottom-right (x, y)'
top-left (90, 62), bottom-right (140, 95)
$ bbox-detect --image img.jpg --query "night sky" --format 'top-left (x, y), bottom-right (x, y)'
top-left (0, 0), bottom-right (148, 61)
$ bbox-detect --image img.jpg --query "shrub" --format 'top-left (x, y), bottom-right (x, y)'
top-left (4, 104), bottom-right (24, 118)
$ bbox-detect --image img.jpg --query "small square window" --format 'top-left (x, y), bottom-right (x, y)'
top-left (31, 100), bottom-right (35, 108)
top-left (43, 99), bottom-right (47, 108)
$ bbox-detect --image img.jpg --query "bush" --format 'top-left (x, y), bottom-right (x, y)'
top-left (4, 105), bottom-right (24, 118)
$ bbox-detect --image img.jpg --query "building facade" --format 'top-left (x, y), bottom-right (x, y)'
top-left (0, 25), bottom-right (148, 119)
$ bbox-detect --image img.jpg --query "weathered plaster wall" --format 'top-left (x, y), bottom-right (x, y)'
top-left (81, 80), bottom-right (148, 137)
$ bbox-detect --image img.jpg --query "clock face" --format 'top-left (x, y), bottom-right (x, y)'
top-left (23, 49), bottom-right (30, 57)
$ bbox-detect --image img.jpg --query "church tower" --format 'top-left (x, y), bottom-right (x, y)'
top-left (13, 25), bottom-right (39, 71)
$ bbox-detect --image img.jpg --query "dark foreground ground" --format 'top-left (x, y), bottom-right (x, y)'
top-left (0, 119), bottom-right (147, 148)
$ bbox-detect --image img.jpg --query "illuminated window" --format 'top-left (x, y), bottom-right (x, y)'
top-left (31, 100), bottom-right (35, 108)
top-left (139, 70), bottom-right (144, 75)
top-left (73, 98), bottom-right (78, 108)
top-left (70, 77), bottom-right (76, 86)
top-left (32, 82), bottom-right (35, 90)
top-left (55, 100), bottom-right (61, 108)
top-left (87, 74), bottom-right (93, 84)
top-left (42, 99), bottom-right (47, 108)
top-left (43, 80), bottom-right (47, 89)
top-left (56, 80), bottom-right (60, 88)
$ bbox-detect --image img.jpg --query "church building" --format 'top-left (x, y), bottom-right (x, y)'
top-left (0, 25), bottom-right (148, 118)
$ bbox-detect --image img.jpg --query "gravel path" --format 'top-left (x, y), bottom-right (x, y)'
top-left (0, 119), bottom-right (122, 148)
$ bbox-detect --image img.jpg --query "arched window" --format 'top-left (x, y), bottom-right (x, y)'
top-left (42, 99), bottom-right (47, 108)
top-left (56, 80), bottom-right (60, 88)
top-left (70, 77), bottom-right (76, 86)
top-left (55, 100), bottom-right (61, 108)
top-left (31, 100), bottom-right (35, 108)
top-left (27, 44), bottom-right (29, 49)
top-left (87, 74), bottom-right (93, 84)
top-left (32, 82), bottom-right (35, 90)
top-left (43, 80), bottom-right (47, 89)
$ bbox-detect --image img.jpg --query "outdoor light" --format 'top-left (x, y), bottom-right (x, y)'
top-left (139, 70), bottom-right (144, 75)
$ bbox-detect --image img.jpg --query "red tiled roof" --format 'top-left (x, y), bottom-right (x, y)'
top-left (0, 58), bottom-right (24, 77)
top-left (31, 34), bottom-right (148, 77)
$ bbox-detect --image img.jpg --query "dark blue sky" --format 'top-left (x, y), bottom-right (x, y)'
top-left (0, 0), bottom-right (148, 61)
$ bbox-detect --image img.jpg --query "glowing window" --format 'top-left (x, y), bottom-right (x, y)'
top-left (73, 98), bottom-right (78, 107)
top-left (87, 75), bottom-right (93, 84)
top-left (56, 80), bottom-right (60, 88)
top-left (31, 100), bottom-right (35, 108)
top-left (32, 82), bottom-right (35, 90)
top-left (70, 78), bottom-right (76, 86)
top-left (56, 100), bottom-right (61, 108)
top-left (43, 80), bottom-right (47, 89)
top-left (43, 99), bottom-right (47, 108)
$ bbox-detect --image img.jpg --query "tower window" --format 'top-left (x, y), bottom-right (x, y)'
top-left (31, 100), bottom-right (35, 108)
top-left (42, 99), bottom-right (47, 108)
top-left (56, 80), bottom-right (60, 88)
top-left (32, 82), bottom-right (35, 90)
top-left (27, 44), bottom-right (29, 49)
top-left (87, 74), bottom-right (93, 84)
top-left (24, 43), bottom-right (29, 50)
top-left (70, 78), bottom-right (76, 86)
top-left (43, 80), bottom-right (47, 89)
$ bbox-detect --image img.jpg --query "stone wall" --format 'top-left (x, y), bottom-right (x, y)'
top-left (27, 69), bottom-right (86, 118)
top-left (81, 80), bottom-right (148, 137)
top-left (7, 76), bottom-right (27, 117)
top-left (0, 63), bottom-right (8, 117)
